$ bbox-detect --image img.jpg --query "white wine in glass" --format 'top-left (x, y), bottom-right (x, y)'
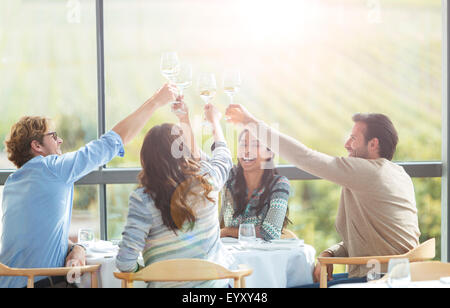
top-left (223, 70), bottom-right (241, 105)
top-left (198, 73), bottom-right (217, 105)
top-left (172, 63), bottom-right (192, 114)
top-left (174, 63), bottom-right (193, 97)
top-left (198, 73), bottom-right (217, 127)
top-left (160, 51), bottom-right (180, 82)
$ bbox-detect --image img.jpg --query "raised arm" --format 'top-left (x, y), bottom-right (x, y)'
top-left (200, 104), bottom-right (232, 190)
top-left (172, 99), bottom-right (201, 160)
top-left (47, 84), bottom-right (177, 184)
top-left (225, 104), bottom-right (378, 190)
top-left (112, 83), bottom-right (177, 145)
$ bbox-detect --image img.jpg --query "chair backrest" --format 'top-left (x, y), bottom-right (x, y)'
top-left (409, 261), bottom-right (450, 281)
top-left (0, 262), bottom-right (100, 288)
top-left (403, 238), bottom-right (436, 262)
top-left (0, 262), bottom-right (11, 275)
top-left (114, 258), bottom-right (252, 288)
top-left (281, 229), bottom-right (298, 239)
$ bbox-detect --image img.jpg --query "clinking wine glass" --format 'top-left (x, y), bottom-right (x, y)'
top-left (172, 63), bottom-right (192, 114)
top-left (160, 51), bottom-right (180, 110)
top-left (160, 51), bottom-right (180, 82)
top-left (198, 72), bottom-right (217, 126)
top-left (223, 69), bottom-right (241, 105)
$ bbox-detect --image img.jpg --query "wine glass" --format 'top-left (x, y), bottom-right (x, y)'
top-left (223, 69), bottom-right (241, 105)
top-left (198, 72), bottom-right (217, 104)
top-left (171, 63), bottom-right (192, 115)
top-left (238, 223), bottom-right (256, 248)
top-left (78, 228), bottom-right (95, 248)
top-left (174, 63), bottom-right (193, 97)
top-left (198, 73), bottom-right (217, 126)
top-left (160, 51), bottom-right (180, 82)
top-left (387, 258), bottom-right (411, 288)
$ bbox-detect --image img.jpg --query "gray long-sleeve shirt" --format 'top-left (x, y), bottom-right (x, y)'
top-left (251, 121), bottom-right (420, 278)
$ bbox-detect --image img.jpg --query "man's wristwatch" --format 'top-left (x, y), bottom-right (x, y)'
top-left (69, 243), bottom-right (87, 254)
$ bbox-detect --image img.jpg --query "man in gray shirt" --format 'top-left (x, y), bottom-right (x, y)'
top-left (225, 104), bottom-right (420, 286)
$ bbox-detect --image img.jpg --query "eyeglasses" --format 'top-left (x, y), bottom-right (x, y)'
top-left (45, 131), bottom-right (58, 141)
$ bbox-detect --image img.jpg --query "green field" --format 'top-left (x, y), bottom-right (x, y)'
top-left (0, 0), bottom-right (443, 260)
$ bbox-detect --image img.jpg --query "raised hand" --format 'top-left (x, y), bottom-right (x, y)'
top-left (150, 83), bottom-right (178, 108)
top-left (225, 104), bottom-right (258, 126)
top-left (204, 103), bottom-right (222, 124)
top-left (172, 97), bottom-right (190, 123)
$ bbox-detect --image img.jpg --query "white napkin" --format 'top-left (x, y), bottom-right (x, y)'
top-left (88, 241), bottom-right (118, 253)
top-left (247, 239), bottom-right (304, 251)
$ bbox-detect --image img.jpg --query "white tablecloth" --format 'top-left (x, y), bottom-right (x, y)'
top-left (78, 239), bottom-right (315, 288)
top-left (331, 280), bottom-right (450, 288)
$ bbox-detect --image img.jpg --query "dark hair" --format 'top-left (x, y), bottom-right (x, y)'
top-left (231, 130), bottom-right (291, 228)
top-left (138, 123), bottom-right (214, 234)
top-left (352, 113), bottom-right (398, 161)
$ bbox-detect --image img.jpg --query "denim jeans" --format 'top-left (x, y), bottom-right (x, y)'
top-left (293, 273), bottom-right (367, 288)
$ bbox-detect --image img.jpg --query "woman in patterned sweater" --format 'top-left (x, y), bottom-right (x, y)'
top-left (219, 130), bottom-right (291, 241)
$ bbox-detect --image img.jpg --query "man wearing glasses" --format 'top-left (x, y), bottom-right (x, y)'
top-left (0, 84), bottom-right (177, 288)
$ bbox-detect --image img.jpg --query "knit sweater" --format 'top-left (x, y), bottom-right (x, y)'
top-left (220, 167), bottom-right (291, 241)
top-left (251, 121), bottom-right (420, 278)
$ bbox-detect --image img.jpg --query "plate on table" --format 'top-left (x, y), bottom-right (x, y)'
top-left (221, 237), bottom-right (239, 244)
top-left (270, 239), bottom-right (304, 245)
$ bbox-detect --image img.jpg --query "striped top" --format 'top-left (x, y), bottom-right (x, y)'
top-left (116, 142), bottom-right (236, 288)
top-left (220, 168), bottom-right (291, 241)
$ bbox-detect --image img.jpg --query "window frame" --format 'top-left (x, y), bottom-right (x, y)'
top-left (0, 0), bottom-right (448, 261)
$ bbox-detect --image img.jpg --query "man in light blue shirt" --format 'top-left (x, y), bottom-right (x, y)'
top-left (0, 84), bottom-right (177, 288)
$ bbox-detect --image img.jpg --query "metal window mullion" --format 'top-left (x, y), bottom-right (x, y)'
top-left (442, 0), bottom-right (450, 263)
top-left (96, 0), bottom-right (107, 241)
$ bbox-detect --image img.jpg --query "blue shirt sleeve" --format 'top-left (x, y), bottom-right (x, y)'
top-left (45, 130), bottom-right (125, 184)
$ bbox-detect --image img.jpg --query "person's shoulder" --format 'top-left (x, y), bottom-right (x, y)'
top-left (129, 187), bottom-right (157, 212)
top-left (273, 174), bottom-right (290, 188)
top-left (131, 186), bottom-right (148, 199)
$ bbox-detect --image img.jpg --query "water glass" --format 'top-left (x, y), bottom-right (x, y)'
top-left (78, 228), bottom-right (95, 247)
top-left (238, 223), bottom-right (256, 247)
top-left (387, 258), bottom-right (411, 288)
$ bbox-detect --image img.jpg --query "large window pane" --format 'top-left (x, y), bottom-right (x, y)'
top-left (104, 0), bottom-right (441, 169)
top-left (288, 178), bottom-right (441, 260)
top-left (106, 184), bottom-right (139, 240)
top-left (0, 0), bottom-right (98, 169)
top-left (70, 185), bottom-right (100, 243)
top-left (0, 0), bottom-right (100, 244)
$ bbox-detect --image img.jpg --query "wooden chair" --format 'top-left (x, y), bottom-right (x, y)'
top-left (317, 238), bottom-right (436, 288)
top-left (281, 229), bottom-right (299, 239)
top-left (114, 258), bottom-right (253, 288)
top-left (409, 261), bottom-right (450, 281)
top-left (0, 262), bottom-right (101, 288)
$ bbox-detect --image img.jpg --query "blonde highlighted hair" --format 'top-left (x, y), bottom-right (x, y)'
top-left (4, 116), bottom-right (51, 168)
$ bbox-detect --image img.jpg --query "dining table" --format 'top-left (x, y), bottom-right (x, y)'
top-left (331, 280), bottom-right (450, 288)
top-left (77, 238), bottom-right (316, 288)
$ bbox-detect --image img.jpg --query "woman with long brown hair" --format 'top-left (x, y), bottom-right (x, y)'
top-left (219, 129), bottom-right (291, 241)
top-left (116, 102), bottom-right (235, 288)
